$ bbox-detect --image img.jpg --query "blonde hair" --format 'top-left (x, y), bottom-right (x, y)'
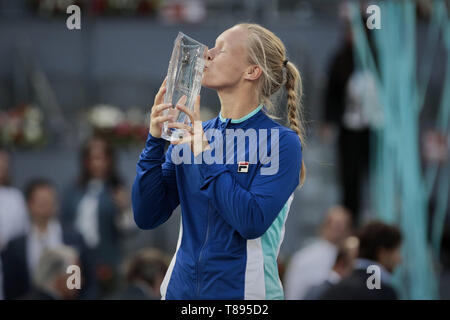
top-left (236, 23), bottom-right (306, 187)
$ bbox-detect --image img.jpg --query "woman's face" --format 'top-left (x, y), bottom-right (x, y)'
top-left (202, 26), bottom-right (250, 90)
top-left (85, 140), bottom-right (110, 181)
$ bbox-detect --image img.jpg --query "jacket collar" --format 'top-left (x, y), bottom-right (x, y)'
top-left (218, 104), bottom-right (264, 124)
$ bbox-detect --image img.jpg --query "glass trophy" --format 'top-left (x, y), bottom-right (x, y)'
top-left (161, 32), bottom-right (208, 141)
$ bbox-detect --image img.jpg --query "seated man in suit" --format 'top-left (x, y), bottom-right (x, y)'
top-left (25, 245), bottom-right (80, 300)
top-left (320, 221), bottom-right (402, 300)
top-left (1, 179), bottom-right (97, 299)
top-left (109, 248), bottom-right (168, 300)
top-left (304, 236), bottom-right (359, 300)
top-left (284, 206), bottom-right (353, 300)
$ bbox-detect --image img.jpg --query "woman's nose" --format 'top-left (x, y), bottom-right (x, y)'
top-left (207, 48), bottom-right (214, 61)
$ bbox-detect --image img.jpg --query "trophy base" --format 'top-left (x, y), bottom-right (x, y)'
top-left (161, 128), bottom-right (188, 142)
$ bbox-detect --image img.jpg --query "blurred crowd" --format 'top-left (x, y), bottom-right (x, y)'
top-left (0, 139), bottom-right (169, 300)
top-left (0, 0), bottom-right (448, 300)
top-left (0, 138), bottom-right (405, 300)
top-left (283, 207), bottom-right (403, 300)
top-left (0, 136), bottom-right (409, 300)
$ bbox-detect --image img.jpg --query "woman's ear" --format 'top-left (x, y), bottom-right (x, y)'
top-left (243, 65), bottom-right (262, 81)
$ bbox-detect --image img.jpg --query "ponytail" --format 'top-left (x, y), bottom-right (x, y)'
top-left (285, 61), bottom-right (306, 187)
top-left (237, 23), bottom-right (307, 188)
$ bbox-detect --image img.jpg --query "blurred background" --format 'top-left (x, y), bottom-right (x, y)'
top-left (0, 0), bottom-right (448, 300)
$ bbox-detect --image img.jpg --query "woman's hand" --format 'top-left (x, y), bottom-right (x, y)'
top-left (149, 77), bottom-right (174, 138)
top-left (168, 95), bottom-right (211, 157)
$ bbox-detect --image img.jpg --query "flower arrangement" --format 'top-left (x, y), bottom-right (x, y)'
top-left (0, 104), bottom-right (46, 148)
top-left (29, 0), bottom-right (161, 16)
top-left (87, 104), bottom-right (149, 147)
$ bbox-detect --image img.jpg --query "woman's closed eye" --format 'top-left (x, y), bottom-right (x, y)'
top-left (209, 47), bottom-right (225, 59)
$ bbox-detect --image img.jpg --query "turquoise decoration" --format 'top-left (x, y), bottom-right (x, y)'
top-left (349, 0), bottom-right (449, 299)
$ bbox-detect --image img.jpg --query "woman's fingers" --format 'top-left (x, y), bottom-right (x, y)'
top-left (176, 104), bottom-right (195, 123)
top-left (173, 95), bottom-right (201, 124)
top-left (153, 114), bottom-right (174, 124)
top-left (194, 95), bottom-right (201, 117)
top-left (176, 95), bottom-right (187, 106)
top-left (167, 122), bottom-right (193, 132)
top-left (154, 87), bottom-right (167, 106)
top-left (168, 95), bottom-right (203, 148)
top-left (151, 103), bottom-right (172, 117)
top-left (168, 122), bottom-right (194, 145)
top-left (171, 134), bottom-right (192, 144)
top-left (154, 77), bottom-right (168, 105)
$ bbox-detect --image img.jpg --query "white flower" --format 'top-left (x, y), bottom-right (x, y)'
top-left (88, 104), bottom-right (125, 129)
top-left (23, 105), bottom-right (44, 143)
top-left (25, 105), bottom-right (44, 124)
top-left (24, 123), bottom-right (43, 143)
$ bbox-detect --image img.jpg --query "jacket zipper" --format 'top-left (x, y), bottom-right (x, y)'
top-left (196, 120), bottom-right (226, 297)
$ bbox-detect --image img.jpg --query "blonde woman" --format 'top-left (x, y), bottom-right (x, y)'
top-left (132, 23), bottom-right (306, 300)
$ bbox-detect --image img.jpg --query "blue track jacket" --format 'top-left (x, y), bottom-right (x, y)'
top-left (132, 105), bottom-right (302, 299)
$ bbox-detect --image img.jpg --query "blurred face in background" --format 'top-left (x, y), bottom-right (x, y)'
top-left (334, 236), bottom-right (359, 278)
top-left (335, 254), bottom-right (354, 279)
top-left (85, 139), bottom-right (111, 181)
top-left (202, 25), bottom-right (251, 91)
top-left (54, 259), bottom-right (81, 300)
top-left (28, 185), bottom-right (57, 225)
top-left (0, 150), bottom-right (10, 186)
top-left (378, 245), bottom-right (402, 273)
top-left (321, 206), bottom-right (353, 245)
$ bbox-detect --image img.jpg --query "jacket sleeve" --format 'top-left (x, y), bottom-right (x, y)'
top-left (131, 133), bottom-right (180, 229)
top-left (198, 131), bottom-right (302, 239)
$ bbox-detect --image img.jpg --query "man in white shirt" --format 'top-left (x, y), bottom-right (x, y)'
top-left (319, 221), bottom-right (402, 300)
top-left (0, 148), bottom-right (29, 249)
top-left (0, 148), bottom-right (29, 300)
top-left (284, 206), bottom-right (352, 300)
top-left (304, 236), bottom-right (359, 299)
top-left (1, 179), bottom-right (97, 299)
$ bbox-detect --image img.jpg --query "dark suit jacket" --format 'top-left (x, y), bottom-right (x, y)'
top-left (22, 288), bottom-right (57, 300)
top-left (61, 183), bottom-right (121, 269)
top-left (0, 224), bottom-right (98, 300)
top-left (304, 280), bottom-right (334, 300)
top-left (108, 284), bottom-right (158, 300)
top-left (319, 269), bottom-right (398, 300)
top-left (324, 42), bottom-right (354, 126)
